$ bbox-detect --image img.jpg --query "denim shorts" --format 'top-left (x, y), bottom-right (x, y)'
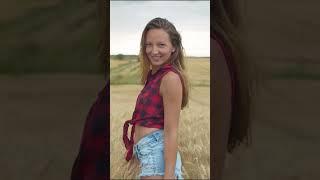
top-left (133, 130), bottom-right (183, 179)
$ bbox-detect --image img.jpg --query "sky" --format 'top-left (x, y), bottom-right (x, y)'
top-left (110, 1), bottom-right (210, 57)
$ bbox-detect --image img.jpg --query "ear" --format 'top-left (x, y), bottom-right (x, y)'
top-left (171, 48), bottom-right (176, 53)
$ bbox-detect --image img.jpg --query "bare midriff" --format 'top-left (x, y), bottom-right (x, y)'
top-left (134, 125), bottom-right (161, 144)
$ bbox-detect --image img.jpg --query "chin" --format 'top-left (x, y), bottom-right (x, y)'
top-left (150, 61), bottom-right (164, 67)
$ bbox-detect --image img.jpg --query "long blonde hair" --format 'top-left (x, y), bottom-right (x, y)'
top-left (138, 17), bottom-right (189, 108)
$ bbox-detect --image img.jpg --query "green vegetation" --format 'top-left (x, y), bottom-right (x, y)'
top-left (110, 54), bottom-right (138, 61)
top-left (110, 57), bottom-right (210, 86)
top-left (110, 60), bottom-right (140, 84)
top-left (0, 0), bottom-right (102, 75)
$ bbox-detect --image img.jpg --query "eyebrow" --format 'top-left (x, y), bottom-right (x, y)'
top-left (145, 41), bottom-right (167, 44)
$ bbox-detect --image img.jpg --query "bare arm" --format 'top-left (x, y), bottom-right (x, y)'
top-left (212, 38), bottom-right (232, 180)
top-left (160, 71), bottom-right (183, 179)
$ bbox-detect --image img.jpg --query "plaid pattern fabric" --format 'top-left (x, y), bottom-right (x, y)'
top-left (123, 63), bottom-right (179, 161)
top-left (71, 83), bottom-right (109, 180)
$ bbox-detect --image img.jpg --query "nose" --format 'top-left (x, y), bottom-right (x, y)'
top-left (151, 46), bottom-right (159, 55)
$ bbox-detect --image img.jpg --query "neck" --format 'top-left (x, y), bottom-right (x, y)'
top-left (151, 62), bottom-right (170, 75)
top-left (151, 66), bottom-right (160, 75)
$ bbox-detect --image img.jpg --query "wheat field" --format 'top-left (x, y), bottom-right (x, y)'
top-left (110, 58), bottom-right (210, 179)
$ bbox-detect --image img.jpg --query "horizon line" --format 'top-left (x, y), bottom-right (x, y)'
top-left (110, 54), bottom-right (210, 58)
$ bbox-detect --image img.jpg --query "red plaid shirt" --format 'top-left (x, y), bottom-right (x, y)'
top-left (123, 63), bottom-right (179, 161)
top-left (71, 83), bottom-right (109, 180)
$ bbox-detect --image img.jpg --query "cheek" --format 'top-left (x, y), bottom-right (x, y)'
top-left (145, 47), bottom-right (152, 54)
top-left (159, 48), bottom-right (170, 54)
top-left (163, 50), bottom-right (172, 57)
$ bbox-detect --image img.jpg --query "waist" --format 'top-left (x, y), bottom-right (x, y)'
top-left (122, 118), bottom-right (164, 147)
top-left (134, 125), bottom-right (162, 144)
top-left (134, 129), bottom-right (164, 149)
top-left (122, 118), bottom-right (163, 161)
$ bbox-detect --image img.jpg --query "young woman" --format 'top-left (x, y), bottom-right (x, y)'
top-left (212, 0), bottom-right (255, 179)
top-left (70, 0), bottom-right (108, 179)
top-left (123, 17), bottom-right (189, 179)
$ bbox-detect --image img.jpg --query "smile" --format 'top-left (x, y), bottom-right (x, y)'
top-left (151, 56), bottom-right (161, 59)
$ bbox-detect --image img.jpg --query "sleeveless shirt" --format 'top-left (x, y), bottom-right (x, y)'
top-left (123, 63), bottom-right (180, 161)
top-left (71, 83), bottom-right (109, 180)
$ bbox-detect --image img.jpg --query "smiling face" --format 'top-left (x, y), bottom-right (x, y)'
top-left (145, 29), bottom-right (175, 71)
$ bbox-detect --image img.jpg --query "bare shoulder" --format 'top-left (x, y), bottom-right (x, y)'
top-left (160, 71), bottom-right (182, 95)
top-left (162, 71), bottom-right (181, 85)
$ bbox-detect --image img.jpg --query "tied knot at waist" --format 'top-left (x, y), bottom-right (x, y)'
top-left (123, 119), bottom-right (135, 161)
top-left (122, 117), bottom-right (162, 161)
